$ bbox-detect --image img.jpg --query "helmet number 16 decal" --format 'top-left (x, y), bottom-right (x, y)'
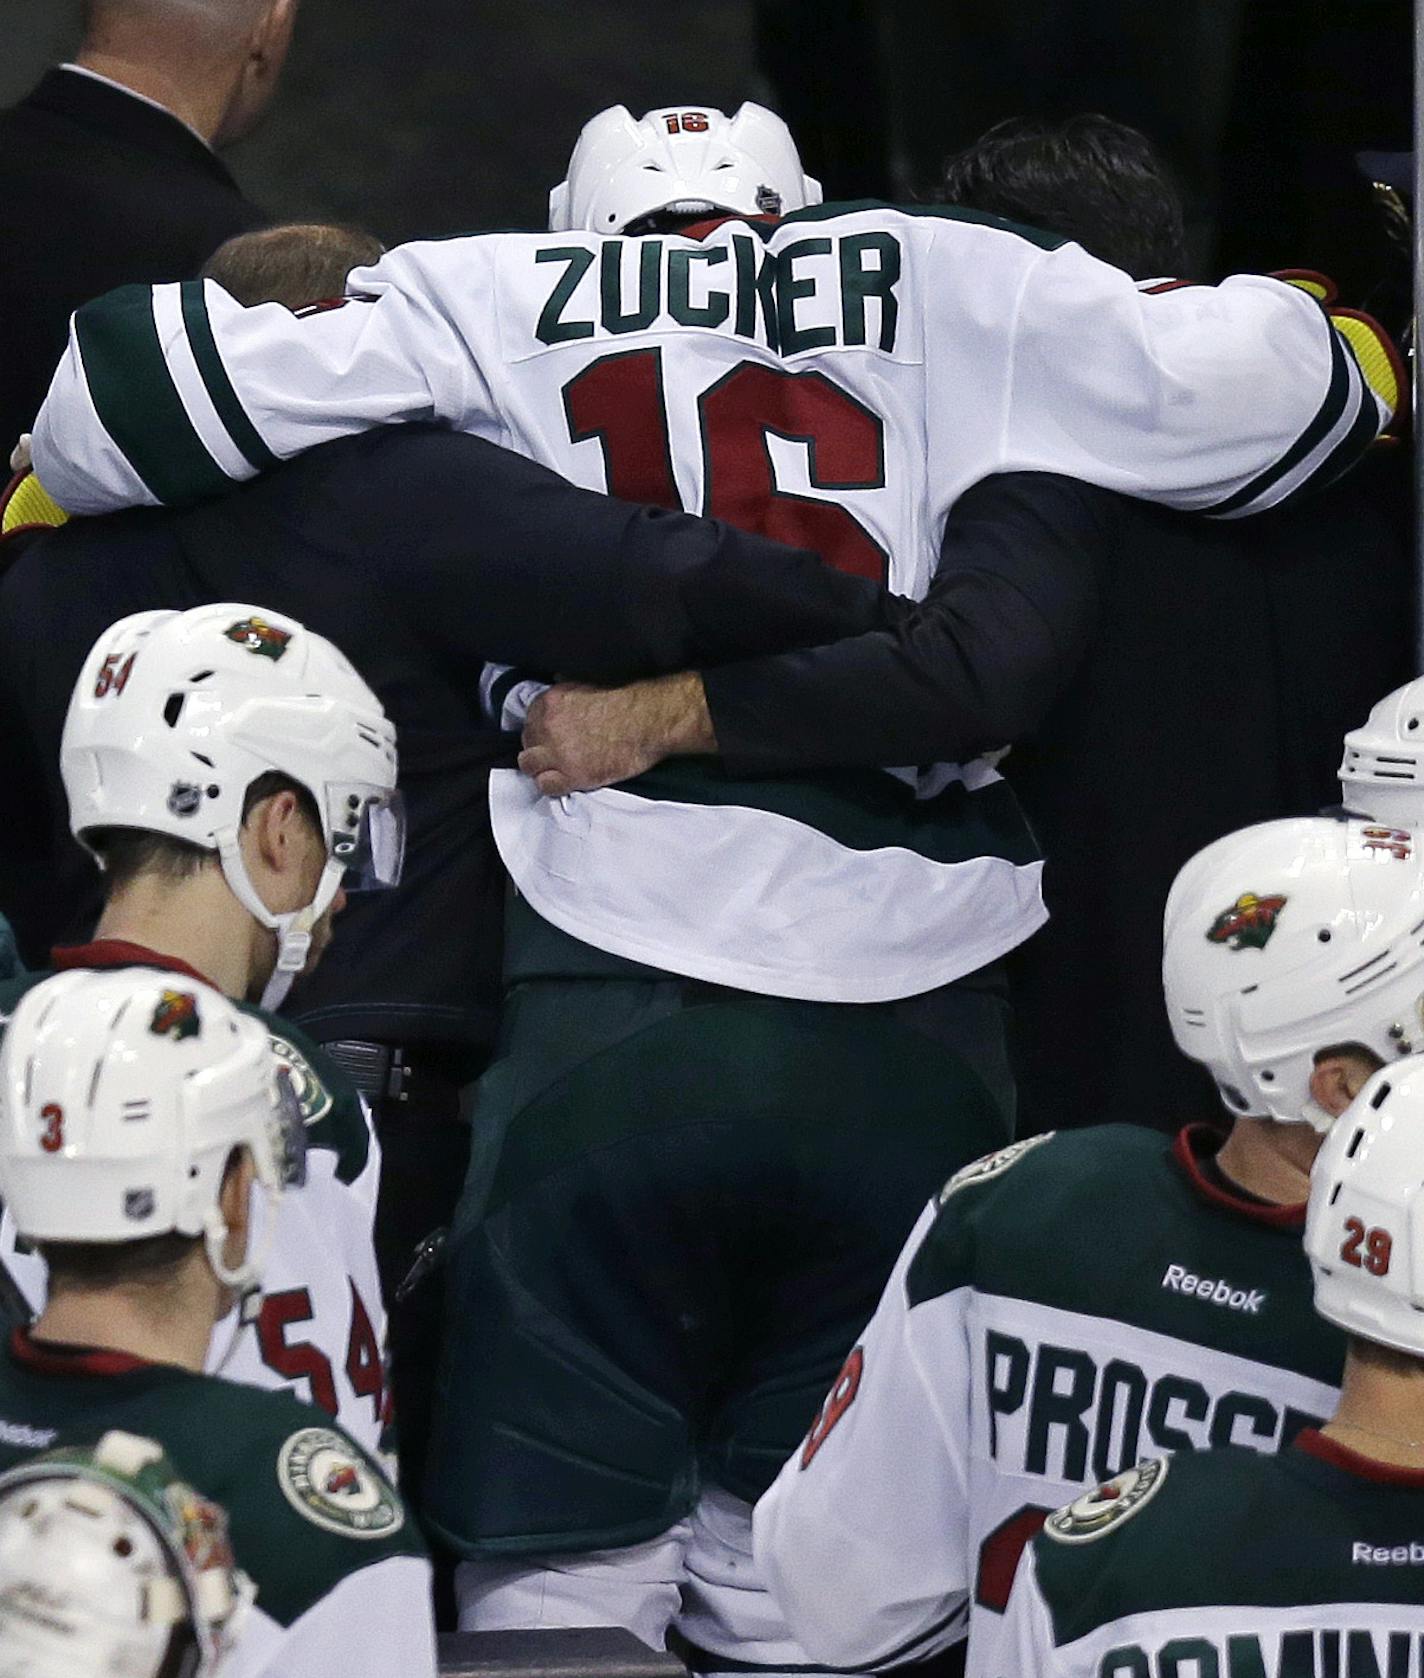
top-left (1340, 1217), bottom-right (1393, 1276)
top-left (663, 112), bottom-right (709, 135)
top-left (92, 651), bottom-right (136, 698)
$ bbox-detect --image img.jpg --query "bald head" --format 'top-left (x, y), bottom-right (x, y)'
top-left (76, 0), bottom-right (299, 146)
top-left (82, 0), bottom-right (271, 53)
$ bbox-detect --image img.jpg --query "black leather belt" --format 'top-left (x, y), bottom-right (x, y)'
top-left (322, 1039), bottom-right (464, 1113)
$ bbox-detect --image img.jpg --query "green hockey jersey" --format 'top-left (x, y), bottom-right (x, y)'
top-left (754, 1125), bottom-right (1345, 1675)
top-left (1002, 1432), bottom-right (1424, 1677)
top-left (0, 1327), bottom-right (434, 1676)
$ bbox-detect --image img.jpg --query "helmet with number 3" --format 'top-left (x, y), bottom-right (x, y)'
top-left (1306, 1058), bottom-right (1424, 1355)
top-left (62, 604), bottom-right (401, 1010)
top-left (1163, 816), bottom-right (1424, 1131)
top-left (0, 1431), bottom-right (253, 1678)
top-left (549, 102), bottom-right (822, 234)
top-left (0, 969), bottom-right (305, 1301)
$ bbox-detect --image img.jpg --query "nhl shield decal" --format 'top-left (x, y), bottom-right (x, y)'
top-left (1044, 1456), bottom-right (1168, 1545)
top-left (150, 990), bottom-right (200, 1041)
top-left (938, 1132), bottom-right (1055, 1206)
top-left (277, 1428), bottom-right (403, 1538)
top-left (1205, 892), bottom-right (1288, 951)
top-left (223, 615), bottom-right (292, 661)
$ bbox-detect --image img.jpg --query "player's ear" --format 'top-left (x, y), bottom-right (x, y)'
top-left (1308, 1051), bottom-right (1377, 1117)
top-left (245, 789), bottom-right (304, 875)
top-left (218, 1147), bottom-right (256, 1266)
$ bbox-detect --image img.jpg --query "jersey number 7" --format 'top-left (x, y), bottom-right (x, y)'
top-left (563, 348), bottom-right (889, 582)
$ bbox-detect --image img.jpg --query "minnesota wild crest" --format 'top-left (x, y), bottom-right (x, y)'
top-left (1206, 892), bottom-right (1288, 951)
top-left (223, 616), bottom-right (291, 661)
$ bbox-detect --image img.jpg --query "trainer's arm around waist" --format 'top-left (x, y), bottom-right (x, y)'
top-left (243, 1553), bottom-right (439, 1678)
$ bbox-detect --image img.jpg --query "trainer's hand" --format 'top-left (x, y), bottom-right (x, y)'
top-left (519, 672), bottom-right (717, 797)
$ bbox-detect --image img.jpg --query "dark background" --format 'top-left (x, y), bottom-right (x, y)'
top-left (1, 0), bottom-right (760, 243)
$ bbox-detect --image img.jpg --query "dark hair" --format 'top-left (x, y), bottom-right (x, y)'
top-left (39, 1231), bottom-right (200, 1295)
top-left (939, 114), bottom-right (1188, 281)
top-left (201, 222), bottom-right (385, 310)
top-left (88, 771), bottom-right (323, 892)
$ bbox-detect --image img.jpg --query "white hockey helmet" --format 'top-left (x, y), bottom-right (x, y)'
top-left (0, 1431), bottom-right (253, 1678)
top-left (62, 605), bottom-right (401, 1010)
top-left (1306, 1058), bottom-right (1424, 1356)
top-left (0, 969), bottom-right (306, 1299)
top-left (1340, 677), bottom-right (1424, 829)
top-left (548, 101), bottom-right (822, 234)
top-left (1163, 816), bottom-right (1424, 1132)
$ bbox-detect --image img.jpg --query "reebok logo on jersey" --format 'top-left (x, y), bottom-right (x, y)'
top-left (1161, 1264), bottom-right (1266, 1314)
top-left (1353, 1542), bottom-right (1424, 1565)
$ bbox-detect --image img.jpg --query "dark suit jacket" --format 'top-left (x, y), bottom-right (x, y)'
top-left (0, 68), bottom-right (266, 454)
top-left (0, 428), bottom-right (894, 1070)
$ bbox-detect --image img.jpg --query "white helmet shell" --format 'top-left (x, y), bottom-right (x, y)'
top-left (549, 102), bottom-right (822, 234)
top-left (62, 605), bottom-right (402, 1008)
top-left (0, 1431), bottom-right (252, 1678)
top-left (1163, 816), bottom-right (1424, 1131)
top-left (0, 969), bottom-right (305, 1294)
top-left (1340, 677), bottom-right (1424, 829)
top-left (1306, 1059), bottom-right (1424, 1356)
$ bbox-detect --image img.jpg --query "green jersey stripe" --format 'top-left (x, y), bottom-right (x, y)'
top-left (1204, 314), bottom-right (1357, 517)
top-left (74, 287), bottom-right (233, 506)
top-left (180, 281), bottom-right (283, 474)
top-left (615, 759), bottom-right (1041, 868)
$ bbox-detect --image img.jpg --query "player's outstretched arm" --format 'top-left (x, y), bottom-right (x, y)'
top-left (32, 244), bottom-right (497, 515)
top-left (753, 1201), bottom-right (975, 1670)
top-left (1002, 246), bottom-right (1390, 517)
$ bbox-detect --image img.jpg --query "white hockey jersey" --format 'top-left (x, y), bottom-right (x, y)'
top-left (0, 954), bottom-right (390, 1459)
top-left (30, 207), bottom-right (1388, 998)
top-left (751, 1126), bottom-right (1345, 1676)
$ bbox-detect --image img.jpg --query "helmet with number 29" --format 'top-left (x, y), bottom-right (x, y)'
top-left (1306, 1057), bottom-right (1424, 1356)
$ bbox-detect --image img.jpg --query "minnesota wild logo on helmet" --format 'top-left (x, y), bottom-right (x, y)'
top-left (1206, 892), bottom-right (1288, 951)
top-left (223, 615), bottom-right (291, 661)
top-left (150, 989), bottom-right (201, 1041)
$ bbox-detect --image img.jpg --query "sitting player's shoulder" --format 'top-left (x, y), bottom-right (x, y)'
top-left (160, 1373), bottom-right (423, 1625)
top-left (908, 1125), bottom-right (1172, 1305)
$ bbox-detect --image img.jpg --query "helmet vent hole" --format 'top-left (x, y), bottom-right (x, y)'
top-left (114, 1536), bottom-right (133, 1558)
top-left (1260, 1070), bottom-right (1274, 1083)
top-left (190, 753), bottom-right (213, 769)
top-left (1329, 1183), bottom-right (1343, 1204)
top-left (188, 670), bottom-right (213, 684)
top-left (1348, 1125), bottom-right (1369, 1157)
top-left (1318, 929), bottom-right (1332, 943)
top-left (163, 694), bottom-right (185, 728)
top-left (1370, 1081), bottom-right (1392, 1110)
top-left (1410, 719), bottom-right (1420, 731)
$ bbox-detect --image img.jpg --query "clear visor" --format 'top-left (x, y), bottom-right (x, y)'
top-left (269, 1067), bottom-right (308, 1189)
top-left (329, 788), bottom-right (405, 892)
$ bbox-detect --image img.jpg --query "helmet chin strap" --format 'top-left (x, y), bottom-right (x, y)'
top-left (216, 833), bottom-right (346, 1011)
